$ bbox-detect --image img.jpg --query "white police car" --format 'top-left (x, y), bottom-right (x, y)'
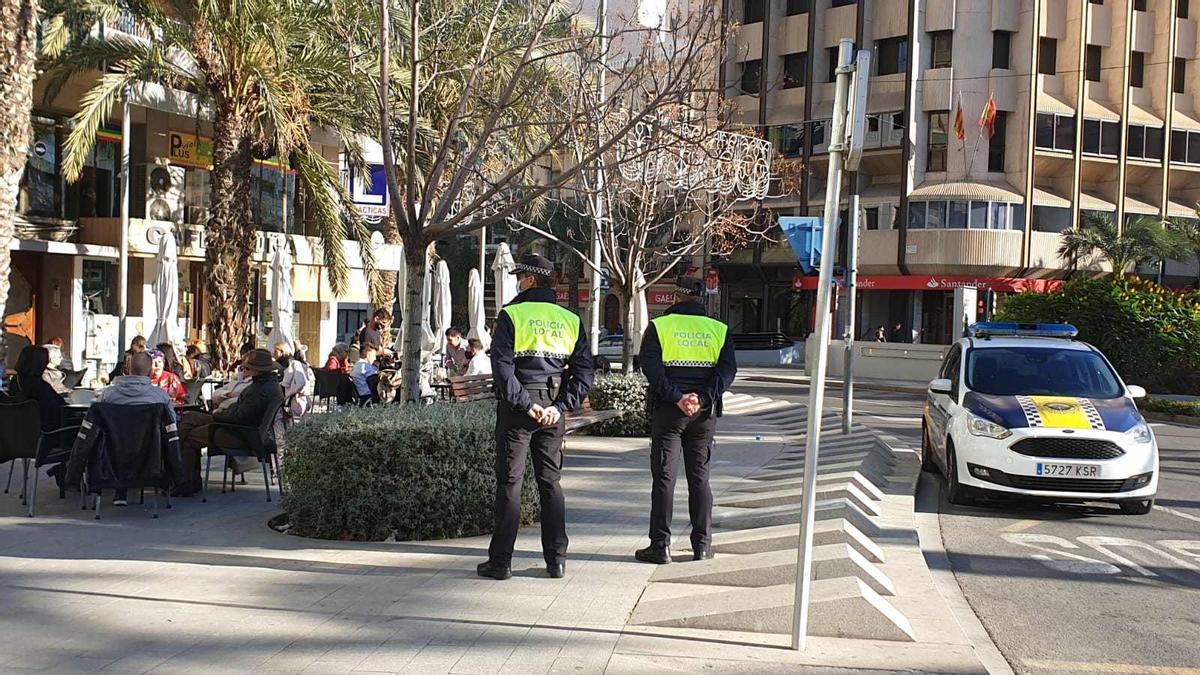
top-left (922, 322), bottom-right (1157, 514)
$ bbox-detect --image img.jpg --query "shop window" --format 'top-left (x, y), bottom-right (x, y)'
top-left (783, 52), bottom-right (808, 89)
top-left (876, 36), bottom-right (908, 76)
top-left (930, 31), bottom-right (953, 69)
top-left (1130, 51), bottom-right (1145, 88)
top-left (740, 59), bottom-right (762, 95)
top-left (1039, 38), bottom-right (1057, 75)
top-left (992, 31), bottom-right (1011, 69)
top-left (1086, 46), bottom-right (1102, 82)
top-left (928, 112), bottom-right (949, 171)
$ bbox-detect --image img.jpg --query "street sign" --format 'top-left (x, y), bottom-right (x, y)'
top-left (844, 50), bottom-right (871, 172)
top-left (779, 216), bottom-right (823, 274)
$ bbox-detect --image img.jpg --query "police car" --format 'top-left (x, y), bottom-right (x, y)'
top-left (922, 322), bottom-right (1157, 514)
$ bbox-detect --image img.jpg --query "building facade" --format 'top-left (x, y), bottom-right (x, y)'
top-left (6, 17), bottom-right (402, 380)
top-left (718, 0), bottom-right (1200, 344)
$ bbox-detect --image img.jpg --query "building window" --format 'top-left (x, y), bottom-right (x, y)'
top-left (1039, 38), bottom-right (1057, 75)
top-left (1144, 126), bottom-right (1164, 160)
top-left (865, 207), bottom-right (880, 230)
top-left (1126, 125), bottom-right (1165, 161)
top-left (743, 0), bottom-right (765, 23)
top-left (783, 52), bottom-right (808, 89)
top-left (1089, 0), bottom-right (1103, 4)
top-left (1170, 129), bottom-right (1200, 164)
top-left (1127, 125), bottom-right (1145, 158)
top-left (1085, 46), bottom-right (1102, 82)
top-left (831, 0), bottom-right (857, 7)
top-left (826, 47), bottom-right (840, 82)
top-left (928, 112), bottom-right (949, 171)
top-left (908, 202), bottom-right (926, 230)
top-left (1181, 0), bottom-right (1191, 18)
top-left (786, 0), bottom-right (810, 15)
top-left (740, 59), bottom-right (762, 95)
top-left (1176, 58), bottom-right (1187, 94)
top-left (910, 200), bottom-right (1016, 230)
top-left (992, 31), bottom-right (1012, 69)
top-left (988, 112), bottom-right (1007, 172)
top-left (811, 120), bottom-right (827, 149)
top-left (768, 124), bottom-right (805, 157)
top-left (876, 36), bottom-right (908, 75)
top-left (1035, 113), bottom-right (1077, 152)
top-left (1134, 0), bottom-right (1147, 9)
top-left (930, 31), bottom-right (953, 68)
top-left (1082, 118), bottom-right (1122, 156)
top-left (1130, 51), bottom-right (1145, 87)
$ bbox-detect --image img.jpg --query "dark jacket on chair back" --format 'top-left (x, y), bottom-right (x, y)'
top-left (66, 402), bottom-right (183, 490)
top-left (214, 372), bottom-right (284, 454)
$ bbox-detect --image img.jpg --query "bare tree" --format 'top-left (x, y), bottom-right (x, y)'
top-left (330, 0), bottom-right (734, 401)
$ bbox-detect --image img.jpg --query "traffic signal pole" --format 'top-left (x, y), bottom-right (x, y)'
top-left (842, 192), bottom-right (859, 435)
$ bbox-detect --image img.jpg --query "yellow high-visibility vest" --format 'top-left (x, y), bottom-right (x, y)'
top-left (502, 302), bottom-right (581, 359)
top-left (651, 314), bottom-right (728, 367)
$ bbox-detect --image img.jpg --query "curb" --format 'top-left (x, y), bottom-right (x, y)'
top-left (745, 374), bottom-right (929, 396)
top-left (1143, 410), bottom-right (1200, 427)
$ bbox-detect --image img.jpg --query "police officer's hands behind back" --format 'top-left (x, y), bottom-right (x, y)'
top-left (527, 403), bottom-right (562, 427)
top-left (676, 393), bottom-right (702, 417)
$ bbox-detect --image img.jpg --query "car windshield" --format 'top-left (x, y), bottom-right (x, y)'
top-left (965, 346), bottom-right (1123, 398)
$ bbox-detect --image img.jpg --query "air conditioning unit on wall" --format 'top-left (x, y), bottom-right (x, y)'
top-left (144, 161), bottom-right (184, 223)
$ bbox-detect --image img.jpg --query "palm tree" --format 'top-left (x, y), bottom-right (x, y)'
top-left (1168, 213), bottom-right (1200, 289)
top-left (1058, 212), bottom-right (1180, 278)
top-left (42, 0), bottom-right (375, 366)
top-left (0, 0), bottom-right (40, 365)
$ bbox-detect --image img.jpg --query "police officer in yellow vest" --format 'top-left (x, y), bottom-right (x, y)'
top-left (635, 276), bottom-right (737, 564)
top-left (478, 253), bottom-right (594, 581)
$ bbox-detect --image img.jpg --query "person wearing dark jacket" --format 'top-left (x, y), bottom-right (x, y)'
top-left (94, 351), bottom-right (178, 505)
top-left (634, 277), bottom-right (737, 565)
top-left (14, 345), bottom-right (66, 431)
top-left (477, 254), bottom-right (594, 581)
top-left (175, 349), bottom-right (284, 496)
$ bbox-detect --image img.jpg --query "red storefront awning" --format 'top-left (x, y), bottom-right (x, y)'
top-left (792, 275), bottom-right (1064, 293)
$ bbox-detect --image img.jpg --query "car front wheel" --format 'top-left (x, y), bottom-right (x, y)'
top-left (945, 441), bottom-right (976, 506)
top-left (921, 423), bottom-right (937, 474)
top-left (1118, 498), bottom-right (1154, 515)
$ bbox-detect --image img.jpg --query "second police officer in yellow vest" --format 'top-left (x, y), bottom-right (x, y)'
top-left (635, 277), bottom-right (737, 564)
top-left (478, 254), bottom-right (593, 581)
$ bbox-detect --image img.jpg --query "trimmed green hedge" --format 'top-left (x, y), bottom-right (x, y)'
top-left (1142, 397), bottom-right (1200, 417)
top-left (587, 372), bottom-right (651, 436)
top-left (997, 277), bottom-right (1200, 395)
top-left (281, 403), bottom-right (537, 541)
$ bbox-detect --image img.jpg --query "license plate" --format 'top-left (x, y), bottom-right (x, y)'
top-left (1036, 463), bottom-right (1099, 478)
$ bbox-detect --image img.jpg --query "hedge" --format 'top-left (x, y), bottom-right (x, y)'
top-left (281, 402), bottom-right (537, 541)
top-left (587, 372), bottom-right (651, 436)
top-left (1142, 397), bottom-right (1200, 417)
top-left (997, 277), bottom-right (1200, 394)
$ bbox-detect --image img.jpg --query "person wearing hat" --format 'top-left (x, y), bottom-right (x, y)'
top-left (477, 253), bottom-right (594, 581)
top-left (634, 276), bottom-right (737, 564)
top-left (175, 349), bottom-right (285, 497)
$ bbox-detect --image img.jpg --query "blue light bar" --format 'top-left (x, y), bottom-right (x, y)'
top-left (967, 322), bottom-right (1078, 338)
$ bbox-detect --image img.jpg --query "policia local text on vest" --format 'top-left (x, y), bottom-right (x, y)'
top-left (634, 277), bottom-right (738, 564)
top-left (477, 254), bottom-right (594, 581)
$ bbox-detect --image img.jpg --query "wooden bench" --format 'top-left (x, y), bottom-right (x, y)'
top-left (448, 374), bottom-right (623, 434)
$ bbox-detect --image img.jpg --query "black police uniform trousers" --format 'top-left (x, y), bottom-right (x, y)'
top-left (488, 389), bottom-right (568, 567)
top-left (648, 404), bottom-right (718, 551)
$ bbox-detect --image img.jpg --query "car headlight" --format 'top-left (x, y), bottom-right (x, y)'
top-left (1125, 422), bottom-right (1153, 445)
top-left (967, 414), bottom-right (1012, 440)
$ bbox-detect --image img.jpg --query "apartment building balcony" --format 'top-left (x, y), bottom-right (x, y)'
top-left (902, 229), bottom-right (1024, 277)
top-left (1178, 17), bottom-right (1198, 60)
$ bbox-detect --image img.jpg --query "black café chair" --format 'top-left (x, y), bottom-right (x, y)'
top-left (313, 369), bottom-right (349, 411)
top-left (203, 398), bottom-right (285, 502)
top-left (0, 399), bottom-right (40, 501)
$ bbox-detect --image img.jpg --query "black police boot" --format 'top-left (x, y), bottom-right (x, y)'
top-left (476, 560), bottom-right (512, 580)
top-left (635, 543), bottom-right (672, 564)
top-left (547, 562), bottom-right (566, 579)
top-left (693, 548), bottom-right (715, 561)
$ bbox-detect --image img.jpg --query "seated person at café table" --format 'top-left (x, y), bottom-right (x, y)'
top-left (350, 344), bottom-right (380, 405)
top-left (108, 335), bottom-right (148, 383)
top-left (175, 350), bottom-right (284, 497)
top-left (148, 350), bottom-right (187, 405)
top-left (186, 343), bottom-right (214, 380)
top-left (42, 342), bottom-right (72, 395)
top-left (323, 343), bottom-right (352, 373)
top-left (464, 338), bottom-right (491, 376)
top-left (444, 328), bottom-right (468, 374)
top-left (14, 345), bottom-right (66, 431)
top-left (96, 351), bottom-right (178, 506)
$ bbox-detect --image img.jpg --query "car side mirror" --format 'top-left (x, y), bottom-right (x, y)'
top-left (929, 378), bottom-right (953, 395)
top-left (1126, 384), bottom-right (1147, 399)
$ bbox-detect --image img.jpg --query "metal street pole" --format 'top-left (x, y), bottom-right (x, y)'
top-left (842, 192), bottom-right (859, 434)
top-left (792, 38), bottom-right (853, 652)
top-left (116, 87), bottom-right (132, 360)
top-left (587, 0), bottom-right (608, 355)
top-left (479, 226), bottom-right (487, 279)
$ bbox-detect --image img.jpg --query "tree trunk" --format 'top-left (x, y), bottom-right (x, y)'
top-left (400, 240), bottom-right (429, 403)
top-left (567, 257), bottom-right (580, 314)
top-left (204, 111), bottom-right (257, 369)
top-left (0, 0), bottom-right (38, 368)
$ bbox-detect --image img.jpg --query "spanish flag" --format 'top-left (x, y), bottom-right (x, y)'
top-left (954, 99), bottom-right (965, 141)
top-left (979, 92), bottom-right (997, 139)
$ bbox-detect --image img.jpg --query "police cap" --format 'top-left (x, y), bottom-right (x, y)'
top-left (675, 276), bottom-right (705, 297)
top-left (512, 253), bottom-right (556, 278)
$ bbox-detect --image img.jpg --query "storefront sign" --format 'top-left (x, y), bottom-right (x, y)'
top-left (705, 268), bottom-right (720, 295)
top-left (554, 289), bottom-right (590, 304)
top-left (168, 131), bottom-right (213, 168)
top-left (792, 275), bottom-right (1064, 293)
top-left (649, 291), bottom-right (675, 305)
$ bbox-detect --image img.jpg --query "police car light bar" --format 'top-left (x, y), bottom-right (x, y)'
top-left (967, 322), bottom-right (1079, 338)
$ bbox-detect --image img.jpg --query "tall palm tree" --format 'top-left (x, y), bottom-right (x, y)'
top-left (42, 0), bottom-right (375, 366)
top-left (1058, 212), bottom-right (1179, 278)
top-left (0, 0), bottom-right (40, 365)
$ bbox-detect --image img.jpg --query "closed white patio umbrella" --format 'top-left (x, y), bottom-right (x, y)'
top-left (432, 259), bottom-right (452, 352)
top-left (467, 268), bottom-right (492, 350)
top-left (492, 242), bottom-right (518, 312)
top-left (267, 242), bottom-right (295, 353)
top-left (147, 226), bottom-right (181, 347)
top-left (393, 242), bottom-right (408, 354)
top-left (419, 251), bottom-right (436, 352)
